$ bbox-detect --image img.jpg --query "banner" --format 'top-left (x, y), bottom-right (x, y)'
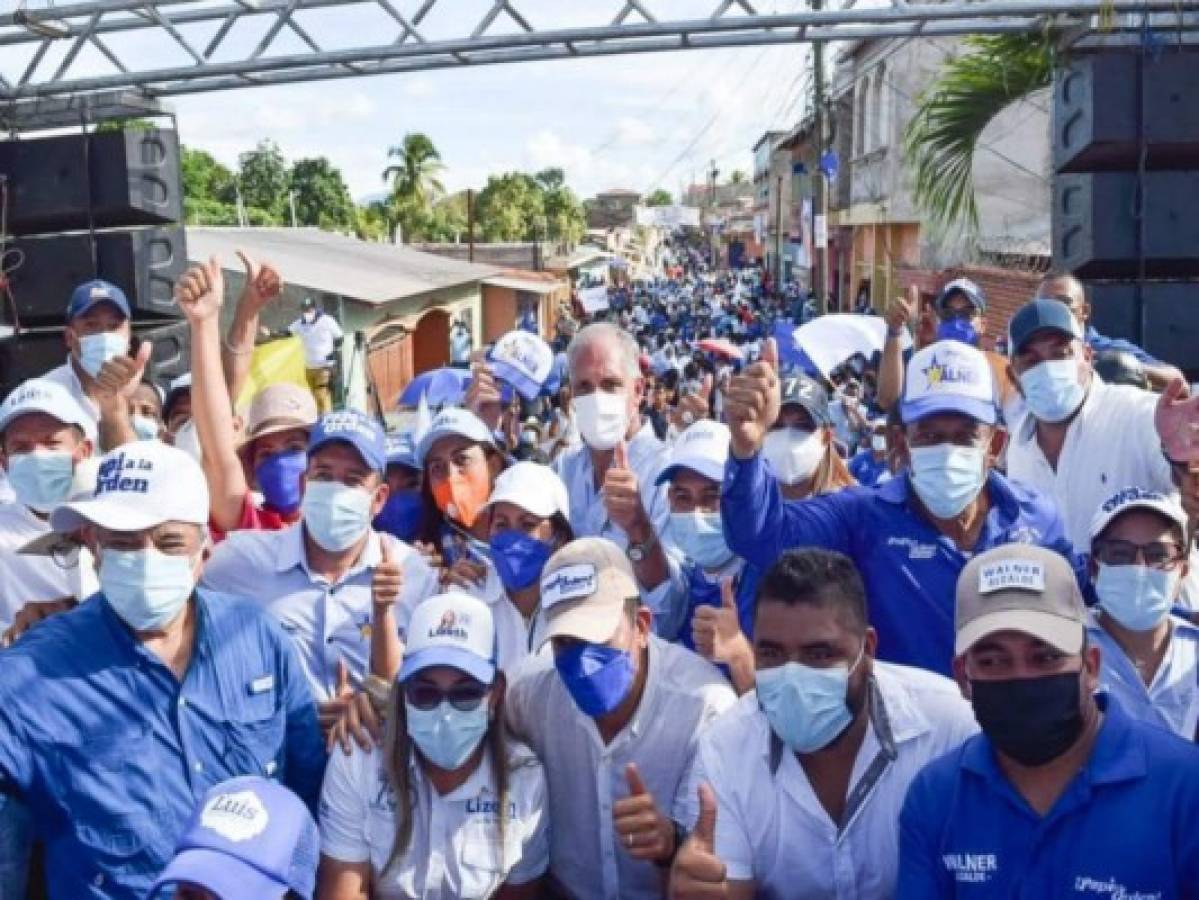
top-left (235, 335), bottom-right (310, 410)
top-left (793, 314), bottom-right (912, 379)
top-left (634, 205), bottom-right (702, 229)
top-left (577, 285), bottom-right (610, 313)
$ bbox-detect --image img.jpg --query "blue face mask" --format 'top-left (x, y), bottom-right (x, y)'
top-left (301, 480), bottom-right (373, 551)
top-left (373, 490), bottom-right (424, 543)
top-left (1019, 359), bottom-right (1086, 423)
top-left (131, 415), bottom-right (160, 442)
top-left (489, 529), bottom-right (555, 592)
top-left (101, 548), bottom-right (196, 632)
top-left (936, 319), bottom-right (979, 347)
top-left (909, 443), bottom-right (987, 520)
top-left (1096, 563), bottom-right (1178, 632)
top-left (554, 642), bottom-right (635, 718)
top-left (670, 511), bottom-right (734, 569)
top-left (255, 449), bottom-right (307, 514)
top-left (6, 451), bottom-right (75, 514)
top-left (405, 699), bottom-right (490, 771)
top-left (755, 647), bottom-right (863, 753)
top-left (78, 331), bottom-right (129, 379)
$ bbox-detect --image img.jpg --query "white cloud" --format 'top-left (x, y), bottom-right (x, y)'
top-left (614, 117), bottom-right (655, 146)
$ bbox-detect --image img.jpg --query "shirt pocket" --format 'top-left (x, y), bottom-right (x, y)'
top-left (457, 823), bottom-right (523, 895)
top-left (220, 706), bottom-right (286, 777)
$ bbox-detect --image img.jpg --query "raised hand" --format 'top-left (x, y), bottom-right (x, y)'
top-left (672, 373), bottom-right (713, 432)
top-left (613, 763), bottom-right (676, 864)
top-left (94, 341), bottom-right (152, 404)
top-left (691, 577), bottom-right (748, 665)
top-left (174, 256), bottom-right (225, 324)
top-left (885, 285), bottom-right (919, 333)
top-left (603, 441), bottom-right (649, 537)
top-left (724, 337), bottom-right (780, 460)
top-left (1155, 377), bottom-right (1199, 463)
top-left (235, 249), bottom-right (282, 313)
top-left (317, 658), bottom-right (354, 739)
top-left (465, 352), bottom-right (504, 431)
top-left (669, 783), bottom-right (727, 898)
top-left (372, 538), bottom-right (404, 610)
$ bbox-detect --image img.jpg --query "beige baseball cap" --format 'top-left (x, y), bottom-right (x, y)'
top-left (240, 384), bottom-right (318, 448)
top-left (955, 544), bottom-right (1086, 656)
top-left (539, 537), bottom-right (640, 647)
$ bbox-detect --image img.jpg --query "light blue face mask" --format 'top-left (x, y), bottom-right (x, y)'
top-left (301, 480), bottom-right (373, 551)
top-left (6, 451), bottom-right (75, 514)
top-left (755, 645), bottom-right (864, 753)
top-left (1019, 359), bottom-right (1086, 423)
top-left (1096, 563), bottom-right (1178, 632)
top-left (131, 415), bottom-right (161, 442)
top-left (101, 548), bottom-right (196, 631)
top-left (406, 700), bottom-right (490, 771)
top-left (909, 444), bottom-right (987, 520)
top-left (78, 331), bottom-right (129, 379)
top-left (670, 511), bottom-right (734, 569)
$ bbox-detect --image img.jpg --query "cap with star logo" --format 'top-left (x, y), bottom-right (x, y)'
top-left (900, 339), bottom-right (997, 425)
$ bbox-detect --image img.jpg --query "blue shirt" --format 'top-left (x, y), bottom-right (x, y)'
top-left (849, 449), bottom-right (890, 488)
top-left (1085, 324), bottom-right (1162, 367)
top-left (0, 589), bottom-right (325, 900)
top-left (721, 453), bottom-right (1078, 675)
top-left (897, 696), bottom-right (1199, 898)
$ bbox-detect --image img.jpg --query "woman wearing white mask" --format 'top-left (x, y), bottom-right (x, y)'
top-left (318, 592), bottom-right (549, 900)
top-left (1085, 489), bottom-right (1199, 740)
top-left (761, 373), bottom-right (855, 500)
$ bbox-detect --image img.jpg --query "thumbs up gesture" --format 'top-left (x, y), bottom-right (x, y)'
top-left (725, 337), bottom-right (780, 460)
top-left (885, 285), bottom-right (919, 333)
top-left (95, 340), bottom-right (153, 404)
top-left (372, 537), bottom-right (405, 612)
top-left (603, 441), bottom-right (650, 538)
top-left (669, 783), bottom-right (727, 898)
top-left (613, 763), bottom-right (677, 864)
top-left (691, 577), bottom-right (746, 665)
top-left (671, 373), bottom-right (714, 432)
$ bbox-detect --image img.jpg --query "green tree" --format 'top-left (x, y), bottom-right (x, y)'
top-left (180, 146), bottom-right (238, 225)
top-left (289, 156), bottom-right (355, 230)
top-left (353, 201), bottom-right (393, 242)
top-left (534, 167), bottom-right (566, 192)
top-left (645, 188), bottom-right (673, 206)
top-left (238, 139), bottom-right (289, 220)
top-left (382, 132), bottom-right (446, 242)
top-left (475, 172), bottom-right (545, 242)
top-left (542, 182), bottom-right (585, 245)
top-left (728, 169), bottom-right (747, 185)
top-left (903, 33), bottom-right (1053, 232)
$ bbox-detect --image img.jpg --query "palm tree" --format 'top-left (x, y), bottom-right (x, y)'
top-left (381, 132), bottom-right (446, 241)
top-left (903, 33), bottom-right (1054, 234)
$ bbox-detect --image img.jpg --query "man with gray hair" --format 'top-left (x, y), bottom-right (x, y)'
top-left (555, 323), bottom-right (674, 616)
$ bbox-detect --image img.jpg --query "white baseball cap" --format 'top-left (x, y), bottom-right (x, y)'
top-left (50, 440), bottom-right (210, 534)
top-left (656, 420), bottom-right (730, 485)
top-left (488, 330), bottom-right (554, 401)
top-left (414, 407), bottom-right (496, 468)
top-left (1089, 486), bottom-right (1188, 542)
top-left (398, 592), bottom-right (497, 685)
top-left (900, 340), bottom-right (997, 426)
top-left (0, 378), bottom-right (97, 443)
top-left (484, 461), bottom-right (569, 520)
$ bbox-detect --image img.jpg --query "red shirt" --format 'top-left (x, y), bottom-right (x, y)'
top-left (211, 492), bottom-right (302, 543)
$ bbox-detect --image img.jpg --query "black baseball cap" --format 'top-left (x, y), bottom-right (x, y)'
top-left (1007, 298), bottom-right (1084, 357)
top-left (780, 373), bottom-right (831, 427)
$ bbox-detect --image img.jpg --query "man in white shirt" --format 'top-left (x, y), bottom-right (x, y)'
top-left (288, 298), bottom-right (344, 414)
top-left (1005, 299), bottom-right (1188, 553)
top-left (506, 538), bottom-right (736, 900)
top-left (669, 548), bottom-right (977, 899)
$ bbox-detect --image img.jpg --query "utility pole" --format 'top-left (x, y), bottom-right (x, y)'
top-left (467, 188), bottom-right (476, 263)
top-left (708, 159), bottom-right (719, 268)
top-left (288, 189), bottom-right (298, 228)
top-left (775, 173), bottom-right (785, 294)
top-left (811, 0), bottom-right (829, 314)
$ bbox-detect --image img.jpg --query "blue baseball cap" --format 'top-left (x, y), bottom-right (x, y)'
top-left (900, 340), bottom-right (997, 426)
top-left (66, 279), bottom-right (131, 321)
top-left (308, 410), bottom-right (386, 473)
top-left (149, 776), bottom-right (318, 900)
top-left (936, 277), bottom-right (986, 314)
top-left (385, 431), bottom-right (418, 470)
top-left (1008, 298), bottom-right (1084, 357)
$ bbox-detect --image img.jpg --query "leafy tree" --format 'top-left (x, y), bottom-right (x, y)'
top-left (181, 147), bottom-right (236, 205)
top-left (354, 201), bottom-right (393, 242)
top-left (534, 167), bottom-right (566, 192)
top-left (728, 169), bottom-right (747, 185)
top-left (382, 132), bottom-right (446, 242)
top-left (289, 156), bottom-right (355, 231)
top-left (238, 139), bottom-right (289, 218)
top-left (475, 172), bottom-right (544, 242)
top-left (645, 188), bottom-right (673, 206)
top-left (542, 182), bottom-right (586, 244)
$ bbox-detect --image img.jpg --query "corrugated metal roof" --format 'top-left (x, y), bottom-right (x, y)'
top-left (186, 227), bottom-right (503, 305)
top-left (483, 275), bottom-right (560, 294)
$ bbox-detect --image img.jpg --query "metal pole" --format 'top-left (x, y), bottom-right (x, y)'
top-left (288, 189), bottom-right (297, 227)
top-left (811, 0), bottom-right (828, 314)
top-left (775, 173), bottom-right (784, 295)
top-left (467, 188), bottom-right (475, 262)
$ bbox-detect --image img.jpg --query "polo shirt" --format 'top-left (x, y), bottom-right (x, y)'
top-left (40, 359), bottom-right (100, 427)
top-left (0, 502), bottom-right (71, 632)
top-left (657, 554), bottom-right (759, 648)
top-left (0, 589), bottom-right (325, 899)
top-left (505, 635), bottom-right (736, 900)
top-left (897, 696), bottom-right (1199, 898)
top-left (1006, 376), bottom-right (1174, 554)
top-left (288, 313), bottom-right (344, 369)
top-left (721, 452), bottom-right (1077, 675)
top-left (849, 450), bottom-right (891, 488)
top-left (201, 525), bottom-right (438, 701)
top-left (1088, 610), bottom-right (1199, 740)
top-left (319, 741), bottom-right (549, 898)
top-left (674, 663), bottom-right (978, 899)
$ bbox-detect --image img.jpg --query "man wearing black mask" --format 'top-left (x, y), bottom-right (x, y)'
top-left (897, 544), bottom-right (1199, 897)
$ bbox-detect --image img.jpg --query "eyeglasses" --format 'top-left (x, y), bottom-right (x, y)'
top-left (1093, 539), bottom-right (1186, 569)
top-left (403, 680), bottom-right (488, 712)
top-left (938, 306), bottom-right (977, 322)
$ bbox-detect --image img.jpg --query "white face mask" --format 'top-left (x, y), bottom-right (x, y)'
top-left (172, 419), bottom-right (203, 466)
top-left (762, 428), bottom-right (824, 485)
top-left (574, 390), bottom-right (628, 450)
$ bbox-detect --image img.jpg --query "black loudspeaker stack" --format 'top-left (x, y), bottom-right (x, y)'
top-left (0, 126), bottom-right (189, 396)
top-left (1052, 45), bottom-right (1199, 374)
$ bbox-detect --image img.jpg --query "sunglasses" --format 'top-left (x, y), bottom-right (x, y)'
top-left (403, 680), bottom-right (489, 712)
top-left (1093, 539), bottom-right (1185, 570)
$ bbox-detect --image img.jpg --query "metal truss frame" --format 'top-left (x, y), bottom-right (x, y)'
top-left (0, 0), bottom-right (1194, 103)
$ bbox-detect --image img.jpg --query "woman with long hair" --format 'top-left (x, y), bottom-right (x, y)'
top-left (317, 592), bottom-right (548, 899)
top-left (761, 372), bottom-right (856, 500)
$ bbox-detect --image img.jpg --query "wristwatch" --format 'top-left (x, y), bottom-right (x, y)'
top-left (654, 820), bottom-right (688, 869)
top-left (626, 532), bottom-right (658, 564)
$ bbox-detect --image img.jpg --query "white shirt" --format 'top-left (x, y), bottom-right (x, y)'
top-left (0, 502), bottom-right (74, 632)
top-left (201, 525), bottom-right (438, 701)
top-left (289, 312), bottom-right (344, 369)
top-left (450, 328), bottom-right (473, 365)
top-left (40, 360), bottom-right (100, 428)
top-left (1006, 377), bottom-right (1174, 554)
top-left (505, 635), bottom-right (737, 900)
top-left (320, 741), bottom-right (549, 899)
top-left (674, 663), bottom-right (979, 899)
top-left (1089, 611), bottom-right (1199, 740)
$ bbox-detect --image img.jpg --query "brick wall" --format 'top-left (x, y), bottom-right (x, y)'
top-left (897, 264), bottom-right (1043, 336)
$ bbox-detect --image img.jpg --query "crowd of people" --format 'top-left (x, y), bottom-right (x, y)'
top-left (0, 239), bottom-right (1197, 900)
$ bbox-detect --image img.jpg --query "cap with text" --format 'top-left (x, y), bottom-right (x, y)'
top-left (1008, 297), bottom-right (1084, 357)
top-left (484, 460), bottom-right (570, 520)
top-left (656, 419), bottom-right (730, 485)
top-left (955, 544), bottom-right (1086, 656)
top-left (488, 329), bottom-right (554, 401)
top-left (308, 410), bottom-right (386, 473)
top-left (0, 377), bottom-right (97, 442)
top-left (900, 339), bottom-right (997, 426)
top-left (384, 431), bottom-right (418, 470)
top-left (415, 407), bottom-right (496, 468)
top-left (398, 591), bottom-right (497, 685)
top-left (66, 279), bottom-right (131, 322)
top-left (148, 776), bottom-right (317, 900)
top-left (1089, 486), bottom-right (1188, 542)
top-left (50, 440), bottom-right (209, 534)
top-left (539, 537), bottom-right (639, 647)
top-left (780, 373), bottom-right (831, 427)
